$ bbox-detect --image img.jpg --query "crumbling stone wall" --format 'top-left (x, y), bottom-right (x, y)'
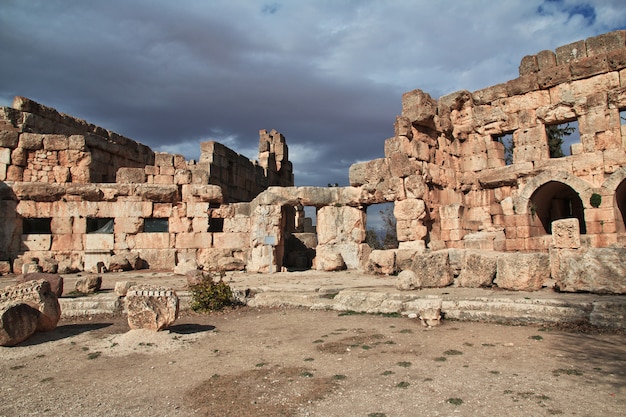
top-left (352, 30), bottom-right (626, 253)
top-left (0, 96), bottom-right (294, 273)
top-left (0, 97), bottom-right (155, 183)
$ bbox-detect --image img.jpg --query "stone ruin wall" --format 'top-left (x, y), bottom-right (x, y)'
top-left (1, 31), bottom-right (626, 294)
top-left (351, 30), bottom-right (626, 254)
top-left (0, 96), bottom-right (294, 274)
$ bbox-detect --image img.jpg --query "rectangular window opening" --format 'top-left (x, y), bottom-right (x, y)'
top-left (86, 218), bottom-right (114, 234)
top-left (494, 132), bottom-right (515, 165)
top-left (23, 218), bottom-right (52, 234)
top-left (620, 109), bottom-right (626, 125)
top-left (144, 218), bottom-right (169, 233)
top-left (546, 120), bottom-right (579, 158)
top-left (208, 217), bottom-right (224, 232)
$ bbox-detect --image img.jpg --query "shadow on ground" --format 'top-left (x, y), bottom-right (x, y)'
top-left (20, 323), bottom-right (114, 346)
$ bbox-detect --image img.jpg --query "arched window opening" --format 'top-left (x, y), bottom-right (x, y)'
top-left (616, 180), bottom-right (626, 233)
top-left (529, 181), bottom-right (586, 234)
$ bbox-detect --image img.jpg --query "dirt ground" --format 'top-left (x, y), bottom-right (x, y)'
top-left (1, 307), bottom-right (625, 417)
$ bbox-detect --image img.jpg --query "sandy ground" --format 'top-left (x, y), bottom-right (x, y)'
top-left (1, 306), bottom-right (625, 417)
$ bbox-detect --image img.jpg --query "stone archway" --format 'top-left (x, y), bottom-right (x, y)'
top-left (529, 181), bottom-right (586, 234)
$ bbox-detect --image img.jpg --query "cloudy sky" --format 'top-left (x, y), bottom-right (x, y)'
top-left (1, 0), bottom-right (625, 188)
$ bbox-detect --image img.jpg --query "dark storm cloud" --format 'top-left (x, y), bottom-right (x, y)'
top-left (1, 0), bottom-right (624, 186)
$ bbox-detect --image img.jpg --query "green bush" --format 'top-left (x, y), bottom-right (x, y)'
top-left (590, 193), bottom-right (602, 208)
top-left (189, 272), bottom-right (237, 312)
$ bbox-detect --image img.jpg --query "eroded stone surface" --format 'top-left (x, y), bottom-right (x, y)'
top-left (0, 279), bottom-right (61, 332)
top-left (125, 286), bottom-right (179, 331)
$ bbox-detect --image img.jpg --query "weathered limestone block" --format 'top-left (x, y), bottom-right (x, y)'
top-left (117, 167), bottom-right (146, 183)
top-left (553, 248), bottom-right (626, 294)
top-left (551, 218), bottom-right (581, 249)
top-left (108, 254), bottom-right (132, 272)
top-left (247, 245), bottom-right (273, 273)
top-left (217, 256), bottom-right (246, 271)
top-left (396, 270), bottom-right (418, 290)
top-left (367, 249), bottom-right (396, 275)
top-left (125, 286), bottom-right (179, 331)
top-left (17, 132), bottom-right (44, 150)
top-left (396, 219), bottom-right (428, 242)
top-left (114, 281), bottom-right (137, 297)
top-left (404, 174), bottom-right (427, 199)
top-left (456, 251), bottom-right (499, 288)
top-left (0, 280), bottom-right (61, 332)
top-left (0, 303), bottom-right (40, 346)
top-left (181, 184), bottom-right (223, 202)
top-left (394, 198), bottom-right (427, 221)
top-left (315, 245), bottom-right (346, 271)
top-left (317, 206), bottom-right (366, 245)
top-left (16, 272), bottom-right (64, 297)
top-left (494, 253), bottom-right (550, 291)
top-left (404, 251), bottom-right (454, 288)
top-left (173, 258), bottom-right (198, 276)
top-left (402, 89), bottom-right (437, 128)
top-left (348, 158), bottom-right (391, 187)
top-left (75, 275), bottom-right (102, 294)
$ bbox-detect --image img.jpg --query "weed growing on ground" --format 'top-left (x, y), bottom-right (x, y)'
top-left (434, 357), bottom-right (447, 362)
top-left (553, 368), bottom-right (583, 376)
top-left (396, 381), bottom-right (410, 388)
top-left (368, 413), bottom-right (387, 417)
top-left (447, 398), bottom-right (463, 405)
top-left (189, 271), bottom-right (238, 312)
top-left (87, 351), bottom-right (101, 360)
top-left (333, 374), bottom-right (347, 380)
top-left (300, 371), bottom-right (314, 378)
top-left (381, 371), bottom-right (394, 376)
top-left (444, 349), bottom-right (463, 355)
top-left (304, 357), bottom-right (314, 362)
top-left (397, 361), bottom-right (411, 368)
top-left (529, 335), bottom-right (543, 341)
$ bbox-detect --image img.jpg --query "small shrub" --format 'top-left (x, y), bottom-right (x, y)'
top-left (396, 381), bottom-right (410, 389)
top-left (590, 193), bottom-right (602, 208)
top-left (397, 361), bottom-right (412, 368)
top-left (443, 349), bottom-right (463, 356)
top-left (447, 398), bottom-right (463, 406)
top-left (333, 374), bottom-right (347, 380)
top-left (529, 335), bottom-right (543, 341)
top-left (190, 271), bottom-right (238, 312)
top-left (87, 352), bottom-right (101, 360)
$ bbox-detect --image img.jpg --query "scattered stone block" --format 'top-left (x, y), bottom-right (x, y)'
top-left (0, 279), bottom-right (61, 331)
top-left (397, 270), bottom-right (418, 290)
top-left (551, 218), bottom-right (581, 249)
top-left (75, 275), bottom-right (102, 294)
top-left (0, 303), bottom-right (40, 346)
top-left (367, 250), bottom-right (396, 275)
top-left (16, 272), bottom-right (64, 297)
top-left (108, 254), bottom-right (132, 272)
top-left (125, 286), bottom-right (179, 331)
